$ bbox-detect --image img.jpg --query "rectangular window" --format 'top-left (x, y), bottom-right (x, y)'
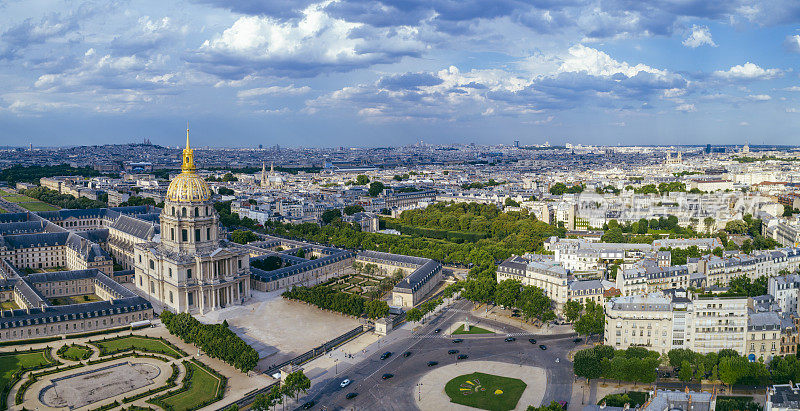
top-left (187, 269), bottom-right (192, 279)
top-left (150, 260), bottom-right (154, 269)
top-left (182, 229), bottom-right (188, 242)
top-left (195, 229), bottom-right (201, 241)
top-left (171, 228), bottom-right (175, 241)
top-left (207, 228), bottom-right (211, 240)
top-left (188, 292), bottom-right (194, 306)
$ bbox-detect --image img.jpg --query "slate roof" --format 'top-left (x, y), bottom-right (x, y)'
top-left (110, 214), bottom-right (157, 240)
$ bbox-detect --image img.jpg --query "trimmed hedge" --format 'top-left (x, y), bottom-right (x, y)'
top-left (0, 348), bottom-right (60, 410)
top-left (15, 362), bottom-right (86, 405)
top-left (148, 360), bottom-right (227, 411)
top-left (89, 334), bottom-right (186, 359)
top-left (0, 336), bottom-right (61, 347)
top-left (122, 363), bottom-right (181, 403)
top-left (57, 343), bottom-right (93, 361)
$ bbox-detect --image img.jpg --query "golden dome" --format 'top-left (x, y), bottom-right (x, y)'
top-left (166, 127), bottom-right (211, 203)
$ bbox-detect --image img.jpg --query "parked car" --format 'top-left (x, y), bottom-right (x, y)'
top-left (403, 351), bottom-right (412, 357)
top-left (434, 328), bottom-right (441, 333)
top-left (427, 361), bottom-right (438, 367)
top-left (382, 373), bottom-right (394, 380)
top-left (452, 338), bottom-right (464, 343)
top-left (448, 349), bottom-right (459, 355)
top-left (340, 379), bottom-right (351, 388)
top-left (301, 401), bottom-right (315, 409)
top-left (457, 354), bottom-right (469, 360)
top-left (380, 351), bottom-right (392, 360)
top-left (539, 344), bottom-right (547, 350)
top-left (528, 338), bottom-right (537, 344)
top-left (504, 336), bottom-right (516, 342)
top-left (346, 393), bottom-right (358, 400)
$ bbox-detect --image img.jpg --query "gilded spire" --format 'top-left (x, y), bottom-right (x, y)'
top-left (181, 124), bottom-right (195, 173)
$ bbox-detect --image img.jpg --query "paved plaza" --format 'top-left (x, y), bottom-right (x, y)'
top-left (39, 361), bottom-right (160, 409)
top-left (415, 360), bottom-right (547, 411)
top-left (196, 289), bottom-right (361, 364)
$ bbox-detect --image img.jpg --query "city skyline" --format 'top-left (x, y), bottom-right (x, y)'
top-left (1, 1), bottom-right (800, 147)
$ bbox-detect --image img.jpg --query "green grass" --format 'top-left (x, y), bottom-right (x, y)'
top-left (0, 350), bottom-right (54, 389)
top-left (444, 372), bottom-right (527, 411)
top-left (1, 195), bottom-right (36, 203)
top-left (18, 202), bottom-right (59, 211)
top-left (0, 301), bottom-right (19, 310)
top-left (159, 362), bottom-right (221, 411)
top-left (598, 391), bottom-right (650, 408)
top-left (452, 324), bottom-right (495, 335)
top-left (93, 336), bottom-right (183, 358)
top-left (48, 294), bottom-right (102, 306)
top-left (59, 344), bottom-right (93, 361)
top-left (0, 189), bottom-right (10, 196)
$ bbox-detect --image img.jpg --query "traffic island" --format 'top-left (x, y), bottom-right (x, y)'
top-left (444, 372), bottom-right (527, 411)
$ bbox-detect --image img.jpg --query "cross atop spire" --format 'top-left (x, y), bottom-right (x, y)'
top-left (186, 121), bottom-right (190, 149)
top-left (181, 123), bottom-right (195, 173)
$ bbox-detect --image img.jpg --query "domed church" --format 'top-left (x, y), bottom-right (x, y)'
top-left (133, 128), bottom-right (251, 313)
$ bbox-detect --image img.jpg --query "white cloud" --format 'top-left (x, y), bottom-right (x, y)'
top-left (784, 35), bottom-right (800, 53)
top-left (195, 2), bottom-right (423, 78)
top-left (748, 94), bottom-right (771, 101)
top-left (676, 103), bottom-right (696, 112)
top-left (559, 44), bottom-right (666, 77)
top-left (786, 108), bottom-right (800, 113)
top-left (682, 25), bottom-right (717, 48)
top-left (713, 62), bottom-right (782, 80)
top-left (784, 86), bottom-right (800, 92)
top-left (237, 85), bottom-right (311, 98)
top-left (739, 121), bottom-right (749, 126)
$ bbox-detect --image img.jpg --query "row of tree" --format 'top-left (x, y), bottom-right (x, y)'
top-left (160, 311), bottom-right (259, 372)
top-left (282, 285), bottom-right (389, 319)
top-left (0, 164), bottom-right (104, 184)
top-left (250, 371), bottom-right (312, 411)
top-left (564, 300), bottom-right (605, 336)
top-left (230, 229), bottom-right (258, 244)
top-left (573, 345), bottom-right (661, 383)
top-left (21, 187), bottom-right (107, 209)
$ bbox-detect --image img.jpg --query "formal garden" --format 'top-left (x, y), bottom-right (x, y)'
top-left (444, 372), bottom-right (528, 411)
top-left (0, 190), bottom-right (59, 212)
top-left (452, 324), bottom-right (495, 335)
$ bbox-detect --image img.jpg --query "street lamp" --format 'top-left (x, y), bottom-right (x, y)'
top-left (335, 358), bottom-right (339, 375)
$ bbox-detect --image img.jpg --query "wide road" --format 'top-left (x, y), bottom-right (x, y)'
top-left (296, 299), bottom-right (578, 410)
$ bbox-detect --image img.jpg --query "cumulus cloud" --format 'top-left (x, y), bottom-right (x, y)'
top-left (682, 25), bottom-right (716, 48)
top-left (748, 94), bottom-right (771, 101)
top-left (784, 35), bottom-right (800, 53)
top-left (713, 62), bottom-right (782, 80)
top-left (191, 2), bottom-right (424, 79)
top-left (558, 45), bottom-right (666, 77)
top-left (675, 103), bottom-right (696, 112)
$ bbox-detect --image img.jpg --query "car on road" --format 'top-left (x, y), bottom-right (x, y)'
top-left (380, 351), bottom-right (392, 360)
top-left (452, 338), bottom-right (463, 343)
top-left (457, 354), bottom-right (469, 360)
top-left (301, 401), bottom-right (315, 409)
top-left (434, 328), bottom-right (441, 333)
top-left (528, 338), bottom-right (537, 344)
top-left (382, 373), bottom-right (394, 380)
top-left (403, 351), bottom-right (412, 357)
top-left (340, 379), bottom-right (351, 388)
top-left (427, 361), bottom-right (439, 367)
top-left (504, 336), bottom-right (516, 342)
top-left (573, 338), bottom-right (583, 343)
top-left (448, 349), bottom-right (459, 355)
top-left (539, 344), bottom-right (547, 350)
top-left (346, 393), bottom-right (358, 400)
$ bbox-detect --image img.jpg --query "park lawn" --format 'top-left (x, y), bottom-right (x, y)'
top-left (159, 361), bottom-right (221, 411)
top-left (19, 202), bottom-right (59, 211)
top-left (1, 195), bottom-right (36, 203)
top-left (48, 294), bottom-right (102, 306)
top-left (452, 325), bottom-right (495, 335)
top-left (0, 351), bottom-right (54, 388)
top-left (60, 344), bottom-right (93, 361)
top-left (444, 372), bottom-right (527, 411)
top-left (0, 189), bottom-right (10, 196)
top-left (0, 300), bottom-right (19, 310)
top-left (94, 336), bottom-right (183, 358)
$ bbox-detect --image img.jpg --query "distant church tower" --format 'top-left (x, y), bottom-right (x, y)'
top-left (260, 161), bottom-right (268, 188)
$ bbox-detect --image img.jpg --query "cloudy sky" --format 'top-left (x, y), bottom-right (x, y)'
top-left (2, 0), bottom-right (800, 147)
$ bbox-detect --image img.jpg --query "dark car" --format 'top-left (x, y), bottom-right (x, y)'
top-left (427, 361), bottom-right (438, 367)
top-left (528, 338), bottom-right (537, 344)
top-left (448, 349), bottom-right (459, 355)
top-left (301, 401), bottom-right (315, 409)
top-left (403, 351), bottom-right (412, 357)
top-left (457, 354), bottom-right (468, 360)
top-left (573, 338), bottom-right (583, 343)
top-left (346, 393), bottom-right (358, 400)
top-left (434, 328), bottom-right (441, 333)
top-left (539, 344), bottom-right (547, 350)
top-left (504, 337), bottom-right (516, 342)
top-left (380, 351), bottom-right (392, 360)
top-left (382, 373), bottom-right (394, 380)
top-left (452, 339), bottom-right (463, 343)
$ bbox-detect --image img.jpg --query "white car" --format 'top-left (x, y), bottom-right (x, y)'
top-left (340, 379), bottom-right (351, 388)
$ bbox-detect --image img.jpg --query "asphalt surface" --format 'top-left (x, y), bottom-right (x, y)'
top-left (295, 300), bottom-right (578, 411)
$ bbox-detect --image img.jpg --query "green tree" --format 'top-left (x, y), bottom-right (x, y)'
top-left (222, 172), bottom-right (238, 182)
top-left (601, 227), bottom-right (625, 243)
top-left (368, 181), bottom-right (385, 197)
top-left (573, 347), bottom-right (603, 380)
top-left (283, 370), bottom-right (312, 401)
top-left (574, 300), bottom-right (604, 336)
top-left (321, 209), bottom-right (342, 224)
top-left (494, 279), bottom-right (522, 309)
top-left (343, 205), bottom-right (365, 215)
top-left (679, 360), bottom-right (694, 382)
top-left (564, 300), bottom-right (583, 323)
top-left (355, 175), bottom-right (370, 185)
top-left (504, 198), bottom-right (520, 207)
top-left (231, 229), bottom-right (258, 244)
